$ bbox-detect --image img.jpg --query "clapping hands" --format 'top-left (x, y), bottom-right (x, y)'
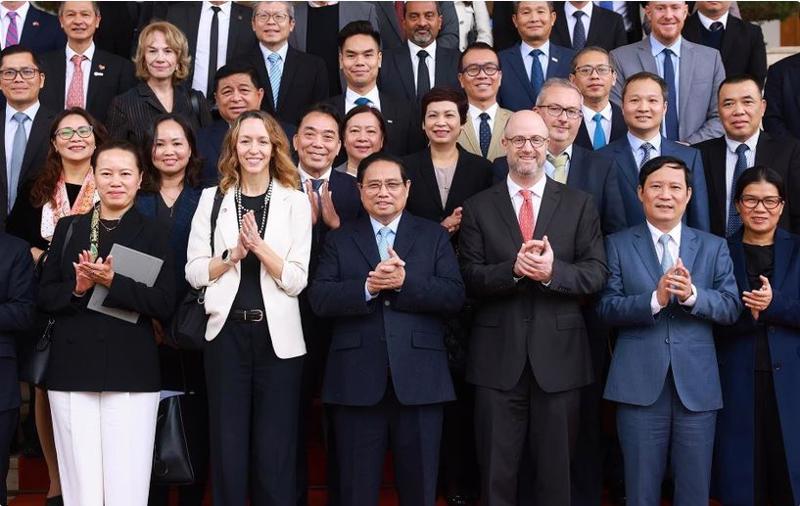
top-left (513, 236), bottom-right (554, 283)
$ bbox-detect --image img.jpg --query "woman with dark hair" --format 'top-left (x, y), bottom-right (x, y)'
top-left (715, 166), bottom-right (800, 506)
top-left (334, 104), bottom-right (386, 177)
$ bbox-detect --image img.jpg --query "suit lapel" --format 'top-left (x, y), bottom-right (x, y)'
top-left (707, 137), bottom-right (728, 224)
top-left (772, 229), bottom-right (792, 292)
top-left (392, 212), bottom-right (419, 261)
top-left (0, 110), bottom-right (5, 216)
top-left (184, 4), bottom-right (201, 59)
top-left (678, 226), bottom-right (699, 274)
top-left (86, 52), bottom-right (108, 112)
top-left (460, 120), bottom-right (479, 154)
top-left (507, 45), bottom-right (537, 104)
top-left (117, 206), bottom-right (146, 246)
top-left (277, 48), bottom-right (300, 111)
top-left (566, 147), bottom-right (585, 186)
top-left (576, 123), bottom-right (592, 150)
top-left (396, 51), bottom-right (416, 99)
top-left (610, 103), bottom-right (627, 140)
top-left (444, 148), bottom-right (470, 213)
top-left (632, 224), bottom-right (663, 285)
top-left (379, 2), bottom-right (403, 43)
top-left (546, 46), bottom-right (565, 79)
top-left (677, 42), bottom-right (695, 127)
top-left (21, 109), bottom-right (52, 180)
top-left (489, 109), bottom-right (511, 159)
top-left (218, 190), bottom-right (239, 253)
top-left (228, 4), bottom-right (251, 53)
top-left (728, 233), bottom-right (750, 292)
top-left (636, 38), bottom-right (659, 74)
top-left (719, 18), bottom-right (739, 66)
top-left (490, 183), bottom-right (524, 247)
top-left (50, 50), bottom-right (68, 103)
top-left (615, 138), bottom-right (640, 190)
top-left (137, 83), bottom-right (166, 114)
top-left (534, 178), bottom-right (560, 239)
top-left (352, 215), bottom-right (381, 267)
top-left (754, 131), bottom-right (774, 166)
top-left (418, 150), bottom-right (444, 214)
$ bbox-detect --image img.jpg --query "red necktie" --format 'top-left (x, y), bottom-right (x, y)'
top-left (518, 189), bottom-right (535, 241)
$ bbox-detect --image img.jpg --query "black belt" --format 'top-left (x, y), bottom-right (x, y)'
top-left (228, 309), bottom-right (265, 322)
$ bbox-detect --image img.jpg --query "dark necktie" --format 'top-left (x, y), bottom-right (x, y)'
top-left (639, 142), bottom-right (654, 169)
top-left (478, 112), bottom-right (491, 158)
top-left (572, 11), bottom-right (587, 50)
top-left (417, 49), bottom-right (431, 98)
top-left (710, 21), bottom-right (724, 32)
top-left (726, 144), bottom-right (750, 237)
top-left (207, 6), bottom-right (221, 101)
top-left (529, 49), bottom-right (545, 101)
top-left (662, 48), bottom-right (679, 141)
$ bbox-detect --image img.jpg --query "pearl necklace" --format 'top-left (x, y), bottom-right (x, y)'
top-left (235, 180), bottom-right (273, 236)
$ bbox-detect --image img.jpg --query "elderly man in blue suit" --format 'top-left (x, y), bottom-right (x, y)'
top-left (309, 152), bottom-right (465, 506)
top-left (597, 155), bottom-right (741, 506)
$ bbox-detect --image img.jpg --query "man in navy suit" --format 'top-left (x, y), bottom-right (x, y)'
top-left (497, 1), bottom-right (575, 112)
top-left (309, 152), bottom-right (465, 506)
top-left (764, 52), bottom-right (800, 142)
top-left (599, 72), bottom-right (710, 231)
top-left (550, 1), bottom-right (628, 52)
top-left (0, 2), bottom-right (65, 55)
top-left (597, 155), bottom-right (741, 506)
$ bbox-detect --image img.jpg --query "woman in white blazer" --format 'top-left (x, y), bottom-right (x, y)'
top-left (185, 110), bottom-right (311, 505)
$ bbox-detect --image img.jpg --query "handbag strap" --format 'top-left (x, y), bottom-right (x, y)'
top-left (61, 218), bottom-right (76, 261)
top-left (209, 188), bottom-right (223, 255)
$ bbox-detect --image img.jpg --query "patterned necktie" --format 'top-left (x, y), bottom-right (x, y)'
top-left (659, 234), bottom-right (674, 273)
top-left (417, 49), bottom-right (430, 98)
top-left (7, 111), bottom-right (28, 213)
top-left (67, 54), bottom-right (87, 108)
top-left (592, 112), bottom-right (607, 149)
top-left (710, 21), bottom-right (724, 32)
top-left (572, 11), bottom-right (586, 50)
top-left (377, 226), bottom-right (392, 261)
top-left (662, 48), bottom-right (679, 141)
top-left (726, 143), bottom-right (750, 237)
top-left (267, 52), bottom-right (282, 109)
top-left (548, 152), bottom-right (569, 184)
top-left (518, 189), bottom-right (535, 241)
top-left (354, 97), bottom-right (372, 107)
top-left (640, 142), bottom-right (654, 169)
top-left (529, 49), bottom-right (545, 101)
top-left (478, 112), bottom-right (491, 158)
top-left (5, 11), bottom-right (18, 48)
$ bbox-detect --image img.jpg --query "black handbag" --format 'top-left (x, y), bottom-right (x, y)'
top-left (169, 189), bottom-right (223, 350)
top-left (152, 356), bottom-right (196, 485)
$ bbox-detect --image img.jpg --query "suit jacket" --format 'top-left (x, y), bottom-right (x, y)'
top-left (497, 43), bottom-right (576, 112)
top-left (682, 12), bottom-right (767, 87)
top-left (38, 47), bottom-right (136, 125)
top-left (693, 132), bottom-right (800, 237)
top-left (458, 106), bottom-right (512, 162)
top-left (165, 1), bottom-right (256, 88)
top-left (764, 53), bottom-right (800, 141)
top-left (491, 146), bottom-right (627, 236)
top-left (550, 2), bottom-right (628, 51)
top-left (185, 183), bottom-right (312, 354)
top-left (0, 232), bottom-right (32, 410)
top-left (309, 211), bottom-right (464, 406)
top-left (306, 169), bottom-right (363, 270)
top-left (378, 44), bottom-right (461, 101)
top-left (598, 223), bottom-right (741, 411)
top-left (0, 106), bottom-right (57, 229)
top-left (373, 1), bottom-right (459, 50)
top-left (599, 135), bottom-right (711, 231)
top-left (16, 6), bottom-right (66, 55)
top-left (290, 1), bottom-right (379, 51)
top-left (609, 37), bottom-right (725, 144)
top-left (459, 178), bottom-right (608, 391)
top-left (574, 102), bottom-right (627, 151)
top-left (198, 120), bottom-right (229, 188)
top-left (38, 207), bottom-right (176, 392)
top-left (713, 228), bottom-right (800, 505)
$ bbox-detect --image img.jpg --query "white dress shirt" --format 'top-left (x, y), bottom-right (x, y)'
top-left (64, 42), bottom-right (95, 107)
top-left (582, 103), bottom-right (612, 146)
top-left (468, 102), bottom-right (499, 139)
top-left (565, 2), bottom-right (593, 43)
top-left (520, 40), bottom-right (550, 79)
top-left (192, 1), bottom-right (232, 97)
top-left (408, 39), bottom-right (436, 91)
top-left (507, 173), bottom-right (545, 224)
top-left (627, 132), bottom-right (662, 169)
top-left (345, 86), bottom-right (382, 113)
top-left (646, 220), bottom-right (697, 314)
top-left (0, 2), bottom-right (29, 49)
top-left (544, 144), bottom-right (574, 181)
top-left (697, 10), bottom-right (729, 31)
top-left (724, 131), bottom-right (759, 227)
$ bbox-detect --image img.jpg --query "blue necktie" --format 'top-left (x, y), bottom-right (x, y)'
top-left (529, 49), bottom-right (545, 101)
top-left (592, 113), bottom-right (607, 149)
top-left (376, 226), bottom-right (392, 261)
top-left (598, 1), bottom-right (614, 11)
top-left (659, 234), bottom-right (674, 274)
top-left (726, 144), bottom-right (750, 237)
top-left (267, 52), bottom-right (282, 109)
top-left (662, 48), bottom-right (679, 141)
top-left (7, 111), bottom-right (28, 213)
top-left (478, 112), bottom-right (491, 158)
top-left (572, 11), bottom-right (586, 50)
top-left (354, 97), bottom-right (372, 107)
top-left (639, 142), bottom-right (654, 169)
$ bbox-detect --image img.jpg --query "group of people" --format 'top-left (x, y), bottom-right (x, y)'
top-left (0, 1), bottom-right (798, 506)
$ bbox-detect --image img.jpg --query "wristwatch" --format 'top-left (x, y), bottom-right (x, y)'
top-left (221, 249), bottom-right (233, 265)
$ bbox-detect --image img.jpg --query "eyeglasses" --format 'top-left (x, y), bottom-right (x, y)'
top-left (55, 125), bottom-right (94, 140)
top-left (505, 136), bottom-right (548, 149)
top-left (460, 63), bottom-right (500, 77)
top-left (360, 180), bottom-right (406, 194)
top-left (738, 196), bottom-right (783, 210)
top-left (0, 67), bottom-right (39, 81)
top-left (254, 11), bottom-right (290, 24)
top-left (539, 104), bottom-right (582, 120)
top-left (572, 64), bottom-right (614, 77)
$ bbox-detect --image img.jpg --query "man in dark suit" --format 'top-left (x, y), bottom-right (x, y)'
top-left (373, 0), bottom-right (459, 50)
top-left (682, 1), bottom-right (767, 87)
top-left (165, 1), bottom-right (256, 101)
top-left (599, 72), bottom-right (710, 231)
top-left (233, 1), bottom-right (328, 128)
top-left (38, 1), bottom-right (135, 125)
top-left (309, 151), bottom-right (465, 506)
top-left (498, 1), bottom-right (576, 112)
top-left (764, 53), bottom-right (800, 142)
top-left (550, 1), bottom-right (627, 52)
top-left (0, 46), bottom-right (56, 229)
top-left (0, 231), bottom-right (34, 506)
top-left (569, 46), bottom-right (626, 150)
top-left (460, 110), bottom-right (608, 506)
top-left (694, 74), bottom-right (800, 238)
top-left (0, 2), bottom-right (65, 55)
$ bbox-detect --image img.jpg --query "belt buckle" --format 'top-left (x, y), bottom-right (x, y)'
top-left (248, 310), bottom-right (264, 322)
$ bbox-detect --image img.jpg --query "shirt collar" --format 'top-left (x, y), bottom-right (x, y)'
top-left (627, 131), bottom-right (662, 153)
top-left (203, 1), bottom-right (231, 15)
top-left (259, 41), bottom-right (289, 62)
top-left (646, 220), bottom-right (682, 247)
top-left (469, 102), bottom-right (498, 120)
top-left (5, 100), bottom-right (39, 122)
top-left (521, 39), bottom-right (550, 58)
top-left (309, 1), bottom-right (339, 6)
top-left (408, 39), bottom-right (436, 59)
top-left (650, 34), bottom-right (682, 58)
top-left (66, 41), bottom-right (95, 62)
top-left (548, 144), bottom-right (574, 160)
top-left (725, 130), bottom-right (760, 154)
top-left (297, 164), bottom-right (332, 183)
top-left (582, 102), bottom-right (612, 122)
top-left (507, 172), bottom-right (547, 201)
top-left (370, 212), bottom-right (402, 236)
top-left (565, 1), bottom-right (593, 19)
top-left (346, 85), bottom-right (380, 106)
top-left (697, 10), bottom-right (728, 30)
top-left (0, 2), bottom-right (29, 20)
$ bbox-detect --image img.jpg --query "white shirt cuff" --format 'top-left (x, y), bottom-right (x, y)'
top-left (651, 290), bottom-right (665, 315)
top-left (365, 280), bottom-right (377, 301)
top-left (680, 284), bottom-right (698, 307)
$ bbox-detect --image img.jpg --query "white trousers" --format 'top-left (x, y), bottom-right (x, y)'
top-left (48, 391), bottom-right (160, 506)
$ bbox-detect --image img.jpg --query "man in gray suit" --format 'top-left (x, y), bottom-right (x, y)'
top-left (609, 1), bottom-right (725, 145)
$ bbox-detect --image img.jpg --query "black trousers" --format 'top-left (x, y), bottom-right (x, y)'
top-left (440, 374), bottom-right (479, 499)
top-left (754, 370), bottom-right (794, 506)
top-left (205, 319), bottom-right (304, 506)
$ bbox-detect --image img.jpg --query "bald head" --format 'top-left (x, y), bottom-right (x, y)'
top-left (503, 110), bottom-right (550, 183)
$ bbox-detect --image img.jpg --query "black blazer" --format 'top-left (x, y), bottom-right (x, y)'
top-left (198, 119), bottom-right (228, 188)
top-left (307, 169), bottom-right (364, 270)
top-left (165, 1), bottom-right (257, 88)
top-left (106, 82), bottom-right (212, 146)
top-left (38, 47), bottom-right (137, 125)
top-left (574, 102), bottom-right (627, 151)
top-left (17, 6), bottom-right (66, 55)
top-left (764, 53), bottom-right (800, 141)
top-left (0, 233), bottom-right (33, 411)
top-left (38, 208), bottom-right (175, 392)
top-left (550, 2), bottom-right (628, 51)
top-left (378, 45), bottom-right (461, 101)
top-left (682, 12), bottom-right (767, 87)
top-left (0, 106), bottom-right (57, 228)
top-left (693, 132), bottom-right (800, 237)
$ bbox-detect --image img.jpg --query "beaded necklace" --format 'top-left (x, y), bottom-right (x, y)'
top-left (234, 179), bottom-right (273, 236)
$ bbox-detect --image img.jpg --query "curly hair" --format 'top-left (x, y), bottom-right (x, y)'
top-left (134, 21), bottom-right (192, 83)
top-left (141, 113), bottom-right (202, 191)
top-left (218, 110), bottom-right (299, 193)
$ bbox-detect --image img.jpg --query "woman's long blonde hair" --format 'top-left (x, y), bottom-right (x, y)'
top-left (218, 110), bottom-right (300, 192)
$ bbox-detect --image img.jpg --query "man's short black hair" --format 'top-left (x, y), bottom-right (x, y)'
top-left (299, 102), bottom-right (343, 132)
top-left (0, 45), bottom-right (42, 69)
top-left (458, 41), bottom-right (500, 73)
top-left (638, 155), bottom-right (692, 188)
top-left (338, 20), bottom-right (381, 51)
top-left (357, 152), bottom-right (409, 184)
top-left (718, 73), bottom-right (764, 95)
top-left (213, 61), bottom-right (262, 93)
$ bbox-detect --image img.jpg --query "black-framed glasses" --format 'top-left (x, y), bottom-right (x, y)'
top-left (253, 11), bottom-right (290, 24)
top-left (0, 67), bottom-right (39, 81)
top-left (738, 196), bottom-right (783, 210)
top-left (539, 104), bottom-right (582, 120)
top-left (572, 64), bottom-right (614, 77)
top-left (55, 125), bottom-right (94, 140)
top-left (359, 180), bottom-right (406, 194)
top-left (505, 135), bottom-right (548, 149)
top-left (460, 63), bottom-right (500, 77)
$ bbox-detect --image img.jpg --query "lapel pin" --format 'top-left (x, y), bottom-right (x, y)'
top-left (98, 64), bottom-right (106, 71)
top-left (552, 57), bottom-right (559, 63)
top-left (32, 20), bottom-right (39, 27)
top-left (93, 72), bottom-right (104, 76)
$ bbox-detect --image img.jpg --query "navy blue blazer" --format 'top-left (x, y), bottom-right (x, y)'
top-left (18, 6), bottom-right (66, 55)
top-left (308, 212), bottom-right (464, 406)
top-left (764, 53), bottom-right (800, 141)
top-left (574, 102), bottom-right (628, 151)
top-left (598, 136), bottom-right (711, 231)
top-left (713, 229), bottom-right (800, 505)
top-left (0, 232), bottom-right (32, 411)
top-left (305, 170), bottom-right (363, 270)
top-left (497, 43), bottom-right (575, 112)
top-left (491, 145), bottom-right (627, 235)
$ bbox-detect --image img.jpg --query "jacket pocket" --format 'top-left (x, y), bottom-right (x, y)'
top-left (412, 331), bottom-right (445, 350)
top-left (331, 332), bottom-right (361, 350)
top-left (556, 313), bottom-right (585, 330)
